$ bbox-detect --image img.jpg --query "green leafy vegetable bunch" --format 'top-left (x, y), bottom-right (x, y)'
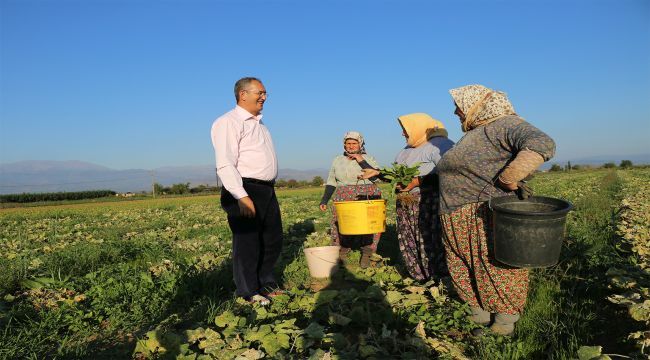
top-left (379, 162), bottom-right (421, 193)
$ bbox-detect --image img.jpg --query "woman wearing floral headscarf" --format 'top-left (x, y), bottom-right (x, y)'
top-left (319, 131), bottom-right (382, 268)
top-left (436, 84), bottom-right (556, 336)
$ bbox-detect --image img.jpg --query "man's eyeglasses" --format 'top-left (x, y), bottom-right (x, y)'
top-left (244, 89), bottom-right (268, 97)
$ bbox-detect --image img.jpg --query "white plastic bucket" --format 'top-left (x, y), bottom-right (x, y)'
top-left (303, 245), bottom-right (340, 278)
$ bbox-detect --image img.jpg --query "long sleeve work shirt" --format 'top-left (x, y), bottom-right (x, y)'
top-left (211, 106), bottom-right (278, 199)
top-left (437, 115), bottom-right (555, 214)
top-left (325, 154), bottom-right (380, 187)
top-left (394, 136), bottom-right (455, 194)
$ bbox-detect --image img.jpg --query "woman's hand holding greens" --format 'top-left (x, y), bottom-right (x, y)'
top-left (358, 168), bottom-right (380, 180)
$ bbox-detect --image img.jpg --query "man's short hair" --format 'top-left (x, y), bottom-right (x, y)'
top-left (235, 77), bottom-right (262, 102)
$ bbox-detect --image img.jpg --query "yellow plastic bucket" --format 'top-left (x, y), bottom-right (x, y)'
top-left (333, 199), bottom-right (387, 235)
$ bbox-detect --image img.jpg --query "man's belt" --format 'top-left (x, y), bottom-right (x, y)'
top-left (242, 177), bottom-right (275, 186)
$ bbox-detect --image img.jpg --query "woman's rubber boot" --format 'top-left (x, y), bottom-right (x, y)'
top-left (339, 247), bottom-right (350, 266)
top-left (469, 306), bottom-right (491, 326)
top-left (489, 313), bottom-right (519, 336)
top-left (359, 246), bottom-right (373, 269)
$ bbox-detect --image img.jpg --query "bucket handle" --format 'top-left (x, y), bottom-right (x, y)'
top-left (305, 248), bottom-right (339, 264)
top-left (355, 179), bottom-right (374, 202)
top-left (481, 181), bottom-right (498, 211)
top-left (330, 181), bottom-right (372, 216)
top-left (484, 178), bottom-right (531, 211)
top-left (311, 254), bottom-right (339, 265)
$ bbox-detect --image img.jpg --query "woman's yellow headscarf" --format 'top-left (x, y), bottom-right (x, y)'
top-left (397, 113), bottom-right (448, 148)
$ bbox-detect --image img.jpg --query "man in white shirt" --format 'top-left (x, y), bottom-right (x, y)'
top-left (211, 77), bottom-right (283, 305)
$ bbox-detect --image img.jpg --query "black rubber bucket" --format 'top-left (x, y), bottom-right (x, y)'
top-left (490, 196), bottom-right (573, 268)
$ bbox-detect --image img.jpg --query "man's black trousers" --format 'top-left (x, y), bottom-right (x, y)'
top-left (220, 182), bottom-right (283, 298)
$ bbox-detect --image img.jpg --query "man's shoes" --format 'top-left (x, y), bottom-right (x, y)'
top-left (246, 294), bottom-right (270, 306)
top-left (260, 288), bottom-right (285, 299)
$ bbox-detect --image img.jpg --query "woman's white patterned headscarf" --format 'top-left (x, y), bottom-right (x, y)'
top-left (343, 131), bottom-right (366, 154)
top-left (449, 84), bottom-right (516, 132)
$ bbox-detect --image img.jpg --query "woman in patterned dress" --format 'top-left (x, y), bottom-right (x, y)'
top-left (360, 114), bottom-right (454, 282)
top-left (436, 84), bottom-right (556, 336)
top-left (319, 131), bottom-right (382, 269)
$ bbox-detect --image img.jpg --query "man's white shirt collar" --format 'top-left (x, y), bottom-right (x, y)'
top-left (235, 105), bottom-right (263, 123)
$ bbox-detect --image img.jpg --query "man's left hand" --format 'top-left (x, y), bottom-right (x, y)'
top-left (238, 196), bottom-right (256, 218)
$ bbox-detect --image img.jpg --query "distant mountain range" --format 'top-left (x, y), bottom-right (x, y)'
top-left (0, 160), bottom-right (328, 194)
top-left (1, 154), bottom-right (648, 194)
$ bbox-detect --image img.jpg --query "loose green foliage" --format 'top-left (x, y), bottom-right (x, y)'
top-left (1, 170), bottom-right (649, 359)
top-left (379, 162), bottom-right (420, 193)
top-left (303, 231), bottom-right (332, 248)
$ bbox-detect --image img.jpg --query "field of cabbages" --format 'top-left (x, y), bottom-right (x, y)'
top-left (1, 168), bottom-right (649, 360)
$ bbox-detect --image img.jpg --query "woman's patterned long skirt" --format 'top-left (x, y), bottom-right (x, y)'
top-left (330, 184), bottom-right (382, 252)
top-left (440, 202), bottom-right (529, 314)
top-left (396, 190), bottom-right (447, 281)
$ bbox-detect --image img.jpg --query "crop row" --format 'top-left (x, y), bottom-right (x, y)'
top-left (609, 169), bottom-right (650, 355)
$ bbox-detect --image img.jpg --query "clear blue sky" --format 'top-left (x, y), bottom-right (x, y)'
top-left (1, 0), bottom-right (649, 170)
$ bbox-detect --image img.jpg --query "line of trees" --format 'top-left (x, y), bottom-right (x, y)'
top-left (276, 176), bottom-right (324, 188)
top-left (153, 183), bottom-right (221, 195)
top-left (0, 190), bottom-right (117, 203)
top-left (549, 160), bottom-right (635, 172)
top-left (153, 176), bottom-right (326, 195)
top-left (0, 176), bottom-right (329, 203)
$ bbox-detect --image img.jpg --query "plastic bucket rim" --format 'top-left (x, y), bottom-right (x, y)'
top-left (498, 259), bottom-right (559, 268)
top-left (490, 195), bottom-right (573, 217)
top-left (303, 246), bottom-right (340, 278)
top-left (333, 199), bottom-right (387, 205)
top-left (303, 245), bottom-right (340, 252)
